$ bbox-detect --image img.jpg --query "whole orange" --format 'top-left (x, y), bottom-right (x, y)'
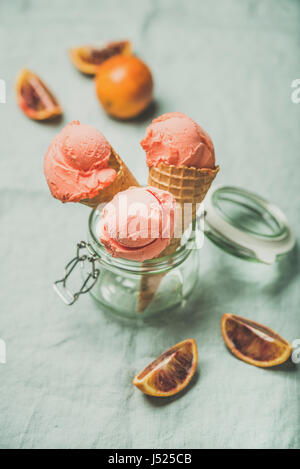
top-left (95, 55), bottom-right (153, 119)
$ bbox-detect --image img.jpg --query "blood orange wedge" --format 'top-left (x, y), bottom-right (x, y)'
top-left (69, 40), bottom-right (132, 75)
top-left (133, 339), bottom-right (198, 397)
top-left (221, 313), bottom-right (293, 368)
top-left (16, 69), bottom-right (62, 121)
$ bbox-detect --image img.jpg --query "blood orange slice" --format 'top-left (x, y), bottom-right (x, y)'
top-left (16, 69), bottom-right (62, 121)
top-left (221, 313), bottom-right (293, 368)
top-left (133, 339), bottom-right (198, 397)
top-left (69, 40), bottom-right (131, 75)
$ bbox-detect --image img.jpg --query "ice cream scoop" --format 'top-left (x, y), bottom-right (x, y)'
top-left (141, 112), bottom-right (215, 169)
top-left (62, 122), bottom-right (111, 171)
top-left (99, 186), bottom-right (176, 261)
top-left (44, 121), bottom-right (117, 203)
top-left (138, 112), bottom-right (219, 312)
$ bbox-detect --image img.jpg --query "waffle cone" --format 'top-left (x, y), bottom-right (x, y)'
top-left (149, 162), bottom-right (219, 238)
top-left (148, 162), bottom-right (220, 206)
top-left (80, 147), bottom-right (140, 209)
top-left (138, 163), bottom-right (219, 312)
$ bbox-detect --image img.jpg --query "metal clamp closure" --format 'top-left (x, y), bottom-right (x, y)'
top-left (53, 241), bottom-right (100, 305)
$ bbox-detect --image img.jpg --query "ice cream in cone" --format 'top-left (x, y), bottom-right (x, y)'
top-left (80, 148), bottom-right (139, 209)
top-left (98, 186), bottom-right (177, 313)
top-left (99, 186), bottom-right (176, 262)
top-left (44, 120), bottom-right (139, 208)
top-left (138, 112), bottom-right (219, 311)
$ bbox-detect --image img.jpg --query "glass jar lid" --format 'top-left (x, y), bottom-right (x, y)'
top-left (204, 185), bottom-right (295, 264)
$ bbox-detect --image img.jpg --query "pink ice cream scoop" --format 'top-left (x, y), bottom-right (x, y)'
top-left (44, 121), bottom-right (117, 202)
top-left (99, 186), bottom-right (176, 261)
top-left (140, 112), bottom-right (215, 169)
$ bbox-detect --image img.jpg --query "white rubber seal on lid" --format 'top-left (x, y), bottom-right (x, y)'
top-left (204, 185), bottom-right (295, 264)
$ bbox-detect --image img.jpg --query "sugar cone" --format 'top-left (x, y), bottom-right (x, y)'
top-left (138, 163), bottom-right (219, 312)
top-left (80, 147), bottom-right (140, 208)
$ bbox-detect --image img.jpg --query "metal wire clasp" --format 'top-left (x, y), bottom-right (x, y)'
top-left (53, 241), bottom-right (100, 305)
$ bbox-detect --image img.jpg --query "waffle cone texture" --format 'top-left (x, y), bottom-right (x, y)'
top-left (80, 147), bottom-right (140, 208)
top-left (148, 162), bottom-right (220, 206)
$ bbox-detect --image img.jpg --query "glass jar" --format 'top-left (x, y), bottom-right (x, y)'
top-left (54, 206), bottom-right (200, 319)
top-left (87, 209), bottom-right (199, 318)
top-left (54, 186), bottom-right (295, 319)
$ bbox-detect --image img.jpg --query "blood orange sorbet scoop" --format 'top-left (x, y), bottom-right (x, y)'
top-left (44, 121), bottom-right (117, 203)
top-left (99, 186), bottom-right (176, 261)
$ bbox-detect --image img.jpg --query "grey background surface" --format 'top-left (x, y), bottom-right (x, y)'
top-left (0, 0), bottom-right (299, 449)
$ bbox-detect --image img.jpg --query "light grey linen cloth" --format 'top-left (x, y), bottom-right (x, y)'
top-left (0, 0), bottom-right (299, 449)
